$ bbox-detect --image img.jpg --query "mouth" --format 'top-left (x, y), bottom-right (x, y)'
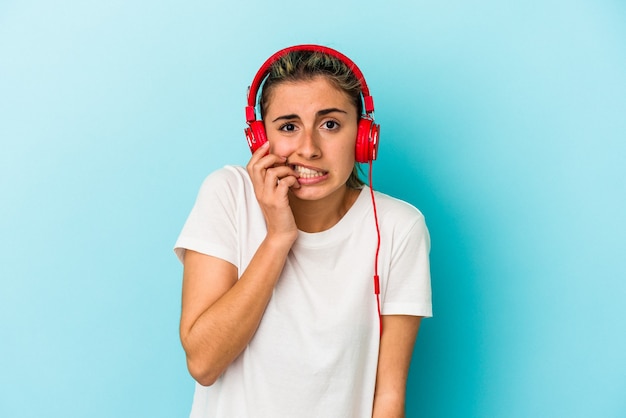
top-left (291, 164), bottom-right (328, 179)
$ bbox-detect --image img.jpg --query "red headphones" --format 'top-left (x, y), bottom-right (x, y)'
top-left (244, 44), bottom-right (380, 163)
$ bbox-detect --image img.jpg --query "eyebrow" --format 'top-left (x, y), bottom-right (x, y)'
top-left (271, 108), bottom-right (348, 123)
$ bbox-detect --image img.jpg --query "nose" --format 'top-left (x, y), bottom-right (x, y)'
top-left (296, 128), bottom-right (321, 159)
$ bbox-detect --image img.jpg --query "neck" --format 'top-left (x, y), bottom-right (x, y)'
top-left (289, 186), bottom-right (360, 233)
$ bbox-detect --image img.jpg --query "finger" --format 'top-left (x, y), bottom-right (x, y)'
top-left (277, 175), bottom-right (300, 190)
top-left (264, 166), bottom-right (301, 190)
top-left (251, 141), bottom-right (270, 160)
top-left (247, 142), bottom-right (273, 174)
top-left (263, 166), bottom-right (283, 189)
top-left (266, 164), bottom-right (298, 180)
top-left (247, 153), bottom-right (287, 185)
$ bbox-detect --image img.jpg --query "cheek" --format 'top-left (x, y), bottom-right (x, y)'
top-left (334, 140), bottom-right (357, 170)
top-left (268, 139), bottom-right (293, 157)
top-left (341, 141), bottom-right (356, 158)
top-left (341, 131), bottom-right (358, 160)
top-left (265, 129), bottom-right (289, 154)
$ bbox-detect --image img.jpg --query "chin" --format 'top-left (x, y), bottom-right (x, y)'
top-left (289, 183), bottom-right (346, 201)
top-left (288, 187), bottom-right (321, 201)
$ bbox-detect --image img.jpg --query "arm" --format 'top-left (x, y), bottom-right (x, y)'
top-left (180, 238), bottom-right (292, 385)
top-left (179, 142), bottom-right (301, 386)
top-left (372, 315), bottom-right (422, 418)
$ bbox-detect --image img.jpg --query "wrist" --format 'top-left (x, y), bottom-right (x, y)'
top-left (264, 230), bottom-right (298, 250)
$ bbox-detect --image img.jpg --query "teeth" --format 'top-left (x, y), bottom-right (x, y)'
top-left (294, 165), bottom-right (325, 178)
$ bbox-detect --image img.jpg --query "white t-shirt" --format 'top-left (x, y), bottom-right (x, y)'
top-left (175, 165), bottom-right (432, 418)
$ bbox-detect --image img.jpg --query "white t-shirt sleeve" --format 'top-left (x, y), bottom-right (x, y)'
top-left (382, 214), bottom-right (433, 317)
top-left (174, 167), bottom-right (240, 267)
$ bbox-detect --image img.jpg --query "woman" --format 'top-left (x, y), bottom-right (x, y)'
top-left (174, 45), bottom-right (432, 417)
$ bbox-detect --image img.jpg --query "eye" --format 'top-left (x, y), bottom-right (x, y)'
top-left (322, 120), bottom-right (340, 130)
top-left (279, 123), bottom-right (297, 132)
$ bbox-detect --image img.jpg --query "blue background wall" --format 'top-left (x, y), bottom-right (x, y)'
top-left (1, 1), bottom-right (625, 417)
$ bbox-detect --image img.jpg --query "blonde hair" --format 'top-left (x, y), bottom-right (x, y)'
top-left (259, 50), bottom-right (365, 189)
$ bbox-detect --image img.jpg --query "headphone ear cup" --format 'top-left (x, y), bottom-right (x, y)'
top-left (355, 117), bottom-right (380, 163)
top-left (245, 121), bottom-right (268, 153)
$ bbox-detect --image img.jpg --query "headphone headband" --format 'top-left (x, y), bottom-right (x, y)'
top-left (245, 44), bottom-right (375, 123)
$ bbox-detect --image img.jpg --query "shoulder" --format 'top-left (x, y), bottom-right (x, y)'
top-left (197, 165), bottom-right (251, 196)
top-left (201, 165), bottom-right (249, 187)
top-left (370, 189), bottom-right (429, 248)
top-left (373, 190), bottom-right (426, 227)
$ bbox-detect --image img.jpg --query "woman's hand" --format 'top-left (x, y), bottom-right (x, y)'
top-left (246, 141), bottom-right (300, 242)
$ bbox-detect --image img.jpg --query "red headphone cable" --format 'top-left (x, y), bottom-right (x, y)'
top-left (368, 160), bottom-right (382, 336)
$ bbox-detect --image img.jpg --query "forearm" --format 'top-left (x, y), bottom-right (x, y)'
top-left (372, 392), bottom-right (405, 418)
top-left (372, 315), bottom-right (421, 418)
top-left (181, 235), bottom-right (293, 385)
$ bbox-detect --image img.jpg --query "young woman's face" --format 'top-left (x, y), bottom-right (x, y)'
top-left (264, 76), bottom-right (359, 202)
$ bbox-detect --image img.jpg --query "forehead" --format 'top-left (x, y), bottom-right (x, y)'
top-left (264, 76), bottom-right (355, 115)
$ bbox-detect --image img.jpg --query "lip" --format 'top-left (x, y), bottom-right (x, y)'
top-left (296, 173), bottom-right (329, 185)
